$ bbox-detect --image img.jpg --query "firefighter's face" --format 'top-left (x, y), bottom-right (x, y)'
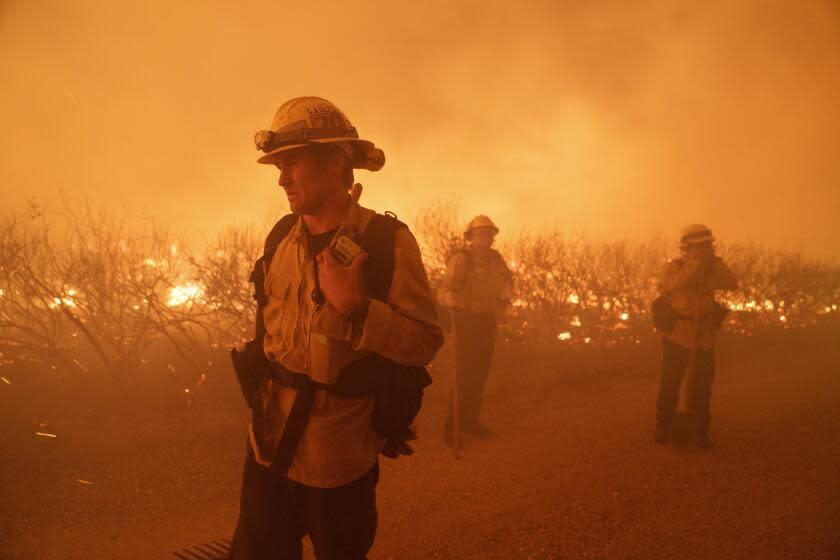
top-left (470, 227), bottom-right (497, 249)
top-left (683, 242), bottom-right (714, 260)
top-left (273, 147), bottom-right (338, 215)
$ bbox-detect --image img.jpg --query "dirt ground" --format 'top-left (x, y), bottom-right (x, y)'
top-left (2, 328), bottom-right (839, 560)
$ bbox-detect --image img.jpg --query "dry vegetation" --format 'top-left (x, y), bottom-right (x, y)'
top-left (1, 202), bottom-right (838, 397)
top-left (414, 205), bottom-right (840, 349)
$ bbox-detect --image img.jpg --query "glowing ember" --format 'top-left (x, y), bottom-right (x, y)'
top-left (72, 359), bottom-right (88, 372)
top-left (35, 432), bottom-right (57, 438)
top-left (77, 479), bottom-right (93, 486)
top-left (620, 312), bottom-right (629, 321)
top-left (1, 377), bottom-right (10, 385)
top-left (567, 293), bottom-right (580, 305)
top-left (557, 332), bottom-right (572, 341)
top-left (570, 315), bottom-right (582, 327)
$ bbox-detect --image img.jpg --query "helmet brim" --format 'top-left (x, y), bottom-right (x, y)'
top-left (256, 137), bottom-right (378, 167)
top-left (465, 225), bottom-right (500, 238)
top-left (680, 235), bottom-right (715, 247)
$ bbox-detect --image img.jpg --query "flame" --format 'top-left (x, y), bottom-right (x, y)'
top-left (166, 282), bottom-right (204, 307)
top-left (48, 288), bottom-right (79, 309)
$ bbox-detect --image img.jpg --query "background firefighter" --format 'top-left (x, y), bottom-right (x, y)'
top-left (653, 224), bottom-right (738, 448)
top-left (437, 215), bottom-right (513, 446)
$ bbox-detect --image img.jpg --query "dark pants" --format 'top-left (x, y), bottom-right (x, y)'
top-left (229, 447), bottom-right (379, 560)
top-left (445, 309), bottom-right (497, 431)
top-left (655, 337), bottom-right (716, 434)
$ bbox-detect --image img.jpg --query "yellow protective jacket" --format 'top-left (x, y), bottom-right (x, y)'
top-left (658, 256), bottom-right (739, 350)
top-left (437, 247), bottom-right (513, 315)
top-left (252, 201), bottom-right (443, 488)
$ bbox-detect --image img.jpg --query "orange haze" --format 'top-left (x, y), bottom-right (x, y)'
top-left (2, 1), bottom-right (839, 257)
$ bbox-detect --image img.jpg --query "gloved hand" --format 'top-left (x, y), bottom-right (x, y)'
top-left (380, 428), bottom-right (417, 459)
top-left (380, 439), bottom-right (414, 458)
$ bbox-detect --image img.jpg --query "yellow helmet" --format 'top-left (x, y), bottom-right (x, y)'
top-left (464, 215), bottom-right (499, 238)
top-left (680, 224), bottom-right (715, 247)
top-left (254, 96), bottom-right (385, 171)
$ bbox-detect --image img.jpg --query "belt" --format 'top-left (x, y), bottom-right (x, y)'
top-left (265, 364), bottom-right (326, 475)
top-left (676, 311), bottom-right (712, 321)
top-left (264, 360), bottom-right (378, 474)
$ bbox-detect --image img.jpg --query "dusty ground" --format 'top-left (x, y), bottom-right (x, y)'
top-left (2, 328), bottom-right (839, 560)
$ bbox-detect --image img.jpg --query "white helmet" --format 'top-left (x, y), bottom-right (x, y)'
top-left (680, 224), bottom-right (715, 247)
top-left (254, 96), bottom-right (385, 171)
top-left (464, 215), bottom-right (500, 238)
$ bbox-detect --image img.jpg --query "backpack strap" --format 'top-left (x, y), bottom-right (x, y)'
top-left (265, 214), bottom-right (300, 258)
top-left (361, 212), bottom-right (406, 301)
top-left (250, 213), bottom-right (298, 340)
top-left (490, 248), bottom-right (513, 278)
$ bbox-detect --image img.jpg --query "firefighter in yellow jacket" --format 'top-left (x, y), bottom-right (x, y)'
top-left (438, 215), bottom-right (513, 445)
top-left (654, 224), bottom-right (738, 448)
top-left (229, 96), bottom-right (443, 559)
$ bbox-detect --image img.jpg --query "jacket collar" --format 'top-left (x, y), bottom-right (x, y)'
top-left (290, 195), bottom-right (363, 247)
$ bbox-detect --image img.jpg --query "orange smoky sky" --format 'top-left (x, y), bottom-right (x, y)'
top-left (2, 1), bottom-right (839, 257)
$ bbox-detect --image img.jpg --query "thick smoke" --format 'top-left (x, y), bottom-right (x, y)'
top-left (1, 0), bottom-right (838, 255)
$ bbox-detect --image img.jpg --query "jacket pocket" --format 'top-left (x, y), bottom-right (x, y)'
top-left (309, 304), bottom-right (356, 385)
top-left (263, 279), bottom-right (293, 360)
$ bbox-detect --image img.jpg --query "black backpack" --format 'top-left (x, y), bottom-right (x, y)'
top-left (651, 294), bottom-right (680, 333)
top-left (651, 293), bottom-right (730, 334)
top-left (234, 212), bottom-right (432, 441)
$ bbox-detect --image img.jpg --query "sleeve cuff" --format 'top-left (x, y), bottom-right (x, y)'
top-left (352, 298), bottom-right (394, 353)
top-left (347, 296), bottom-right (371, 324)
